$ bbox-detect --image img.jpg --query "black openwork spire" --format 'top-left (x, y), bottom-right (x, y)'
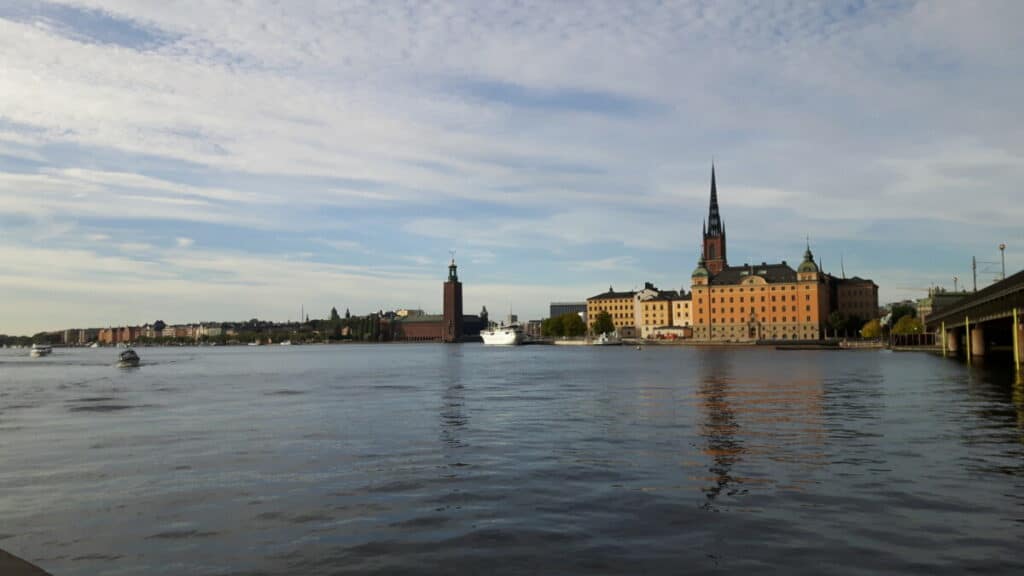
top-left (707, 164), bottom-right (723, 237)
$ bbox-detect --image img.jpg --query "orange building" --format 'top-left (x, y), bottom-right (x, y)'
top-left (690, 166), bottom-right (877, 341)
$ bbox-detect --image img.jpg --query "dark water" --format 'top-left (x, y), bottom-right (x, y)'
top-left (1, 345), bottom-right (1023, 575)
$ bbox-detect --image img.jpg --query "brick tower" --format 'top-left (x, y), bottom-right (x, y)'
top-left (442, 258), bottom-right (463, 343)
top-left (702, 164), bottom-right (727, 275)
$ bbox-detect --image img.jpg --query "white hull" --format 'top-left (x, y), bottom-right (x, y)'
top-left (593, 333), bottom-right (622, 346)
top-left (30, 345), bottom-right (52, 357)
top-left (481, 327), bottom-right (523, 346)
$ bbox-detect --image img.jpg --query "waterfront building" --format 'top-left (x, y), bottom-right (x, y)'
top-left (832, 277), bottom-right (880, 326)
top-left (550, 302), bottom-right (587, 321)
top-left (631, 283), bottom-right (660, 331)
top-left (672, 296), bottom-right (692, 328)
top-left (524, 320), bottom-right (544, 340)
top-left (587, 283), bottom-right (694, 338)
top-left (396, 259), bottom-right (481, 342)
top-left (195, 323), bottom-right (223, 339)
top-left (690, 166), bottom-right (879, 341)
top-left (586, 287), bottom-right (637, 333)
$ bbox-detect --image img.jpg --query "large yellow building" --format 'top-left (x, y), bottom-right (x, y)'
top-left (690, 166), bottom-right (878, 341)
top-left (587, 283), bottom-right (693, 338)
top-left (586, 287), bottom-right (637, 333)
top-left (584, 166), bottom-right (878, 342)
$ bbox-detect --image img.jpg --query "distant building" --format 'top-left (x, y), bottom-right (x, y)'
top-left (550, 302), bottom-right (586, 321)
top-left (638, 288), bottom-right (692, 339)
top-left (832, 277), bottom-right (879, 325)
top-left (586, 283), bottom-right (692, 339)
top-left (586, 287), bottom-right (637, 333)
top-left (524, 320), bottom-right (543, 340)
top-left (396, 259), bottom-right (477, 342)
top-left (917, 288), bottom-right (969, 325)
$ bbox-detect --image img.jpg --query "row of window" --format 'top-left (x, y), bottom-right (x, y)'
top-left (705, 294), bottom-right (808, 304)
top-left (705, 285), bottom-right (808, 293)
top-left (696, 313), bottom-right (814, 324)
top-left (699, 317), bottom-right (813, 325)
top-left (701, 305), bottom-right (814, 313)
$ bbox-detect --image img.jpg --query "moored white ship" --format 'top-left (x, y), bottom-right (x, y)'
top-left (481, 323), bottom-right (524, 346)
top-left (593, 332), bottom-right (622, 346)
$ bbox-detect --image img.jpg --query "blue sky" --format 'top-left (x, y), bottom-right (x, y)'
top-left (1, 0), bottom-right (1023, 334)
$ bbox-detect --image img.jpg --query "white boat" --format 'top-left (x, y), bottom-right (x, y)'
top-left (117, 348), bottom-right (140, 367)
top-left (29, 344), bottom-right (52, 357)
top-left (248, 341), bottom-right (261, 346)
top-left (481, 323), bottom-right (524, 346)
top-left (89, 342), bottom-right (100, 348)
top-left (279, 340), bottom-right (292, 346)
top-left (593, 332), bottom-right (622, 346)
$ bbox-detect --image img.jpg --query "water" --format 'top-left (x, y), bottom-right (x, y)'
top-left (1, 345), bottom-right (1023, 575)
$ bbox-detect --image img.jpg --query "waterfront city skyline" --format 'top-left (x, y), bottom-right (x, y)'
top-left (2, 1), bottom-right (1023, 335)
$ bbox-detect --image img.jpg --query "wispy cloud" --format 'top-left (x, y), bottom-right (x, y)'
top-left (0, 0), bottom-right (1022, 332)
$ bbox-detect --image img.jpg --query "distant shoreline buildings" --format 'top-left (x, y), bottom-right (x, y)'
top-left (31, 258), bottom-right (489, 346)
top-left (14, 168), bottom-right (885, 346)
top-left (587, 166), bottom-right (879, 342)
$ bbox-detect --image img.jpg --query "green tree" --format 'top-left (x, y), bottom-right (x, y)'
top-left (593, 310), bottom-right (615, 336)
top-left (861, 318), bottom-right (882, 339)
top-left (828, 311), bottom-right (848, 334)
top-left (561, 313), bottom-right (586, 337)
top-left (892, 315), bottom-right (924, 335)
top-left (541, 316), bottom-right (564, 338)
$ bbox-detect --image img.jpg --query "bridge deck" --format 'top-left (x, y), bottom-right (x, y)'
top-left (926, 269), bottom-right (1024, 330)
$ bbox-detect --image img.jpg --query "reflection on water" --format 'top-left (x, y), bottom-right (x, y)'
top-left (1, 346), bottom-right (1023, 575)
top-left (696, 354), bottom-right (743, 508)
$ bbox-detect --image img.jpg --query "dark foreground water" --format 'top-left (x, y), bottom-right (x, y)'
top-left (1, 345), bottom-right (1023, 575)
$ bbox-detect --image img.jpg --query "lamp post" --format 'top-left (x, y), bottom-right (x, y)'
top-left (999, 243), bottom-right (1006, 280)
top-left (953, 276), bottom-right (959, 292)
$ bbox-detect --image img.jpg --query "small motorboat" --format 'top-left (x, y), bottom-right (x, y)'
top-left (30, 343), bottom-right (53, 357)
top-left (117, 348), bottom-right (141, 367)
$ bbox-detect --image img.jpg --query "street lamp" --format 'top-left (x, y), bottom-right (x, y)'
top-left (953, 275), bottom-right (959, 292)
top-left (999, 243), bottom-right (1006, 280)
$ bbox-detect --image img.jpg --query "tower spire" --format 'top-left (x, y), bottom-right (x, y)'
top-left (707, 163), bottom-right (722, 237)
top-left (700, 162), bottom-right (727, 274)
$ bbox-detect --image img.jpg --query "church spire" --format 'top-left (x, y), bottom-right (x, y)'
top-left (707, 163), bottom-right (722, 237)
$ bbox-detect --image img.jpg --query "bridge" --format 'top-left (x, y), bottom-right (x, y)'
top-left (926, 268), bottom-right (1024, 369)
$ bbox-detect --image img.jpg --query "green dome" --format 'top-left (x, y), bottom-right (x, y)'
top-left (692, 264), bottom-right (709, 277)
top-left (798, 259), bottom-right (818, 273)
top-left (798, 242), bottom-right (818, 274)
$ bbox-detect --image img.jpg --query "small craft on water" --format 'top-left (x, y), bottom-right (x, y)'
top-left (29, 344), bottom-right (52, 358)
top-left (118, 348), bottom-right (140, 368)
top-left (593, 332), bottom-right (622, 346)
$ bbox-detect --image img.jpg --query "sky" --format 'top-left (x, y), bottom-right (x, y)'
top-left (1, 0), bottom-right (1023, 334)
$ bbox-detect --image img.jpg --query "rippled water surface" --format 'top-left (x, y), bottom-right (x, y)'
top-left (2, 345), bottom-right (1023, 575)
